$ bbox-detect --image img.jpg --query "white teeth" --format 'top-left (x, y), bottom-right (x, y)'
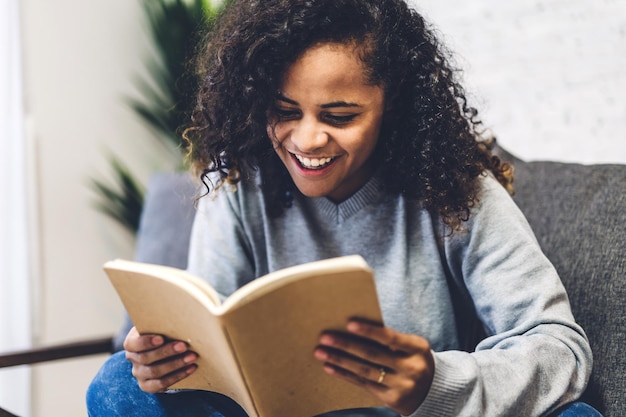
top-left (295, 154), bottom-right (333, 168)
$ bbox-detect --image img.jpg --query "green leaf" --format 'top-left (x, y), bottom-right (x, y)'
top-left (89, 156), bottom-right (145, 234)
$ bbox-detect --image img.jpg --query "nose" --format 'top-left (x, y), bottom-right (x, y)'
top-left (290, 118), bottom-right (329, 152)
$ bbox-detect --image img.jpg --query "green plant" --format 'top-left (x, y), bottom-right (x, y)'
top-left (90, 0), bottom-right (226, 235)
top-left (90, 156), bottom-right (145, 233)
top-left (129, 0), bottom-right (219, 157)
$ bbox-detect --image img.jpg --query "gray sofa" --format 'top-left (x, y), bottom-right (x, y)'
top-left (118, 146), bottom-right (625, 417)
top-left (493, 146), bottom-right (625, 416)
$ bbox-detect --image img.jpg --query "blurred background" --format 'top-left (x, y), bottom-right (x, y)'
top-left (1, 0), bottom-right (625, 415)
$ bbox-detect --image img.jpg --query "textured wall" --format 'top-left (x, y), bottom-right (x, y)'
top-left (411, 0), bottom-right (626, 164)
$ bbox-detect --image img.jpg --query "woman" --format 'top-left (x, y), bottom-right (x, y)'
top-left (87, 1), bottom-right (601, 416)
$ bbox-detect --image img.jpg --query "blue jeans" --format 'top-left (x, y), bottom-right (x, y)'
top-left (86, 351), bottom-right (603, 417)
top-left (549, 402), bottom-right (604, 417)
top-left (86, 351), bottom-right (395, 417)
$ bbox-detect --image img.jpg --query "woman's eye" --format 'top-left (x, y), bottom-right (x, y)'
top-left (274, 108), bottom-right (300, 120)
top-left (324, 113), bottom-right (358, 125)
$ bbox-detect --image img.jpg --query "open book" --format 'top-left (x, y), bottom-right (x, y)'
top-left (104, 255), bottom-right (385, 417)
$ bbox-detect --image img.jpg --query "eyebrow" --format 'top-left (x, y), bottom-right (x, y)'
top-left (276, 93), bottom-right (361, 109)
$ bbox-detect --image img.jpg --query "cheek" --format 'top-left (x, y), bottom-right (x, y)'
top-left (266, 124), bottom-right (276, 141)
top-left (267, 123), bottom-right (285, 146)
top-left (267, 126), bottom-right (288, 157)
top-left (349, 125), bottom-right (381, 156)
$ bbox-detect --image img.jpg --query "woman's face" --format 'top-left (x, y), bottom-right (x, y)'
top-left (268, 42), bottom-right (385, 203)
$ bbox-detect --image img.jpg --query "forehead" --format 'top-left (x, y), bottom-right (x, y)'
top-left (280, 42), bottom-right (382, 101)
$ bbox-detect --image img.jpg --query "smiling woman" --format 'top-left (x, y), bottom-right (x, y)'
top-left (267, 42), bottom-right (386, 203)
top-left (0, 0), bottom-right (33, 415)
top-left (88, 1), bottom-right (598, 416)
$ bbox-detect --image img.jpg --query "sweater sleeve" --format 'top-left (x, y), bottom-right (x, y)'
top-left (409, 175), bottom-right (592, 417)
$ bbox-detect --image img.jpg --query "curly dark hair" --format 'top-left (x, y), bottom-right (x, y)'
top-left (184, 0), bottom-right (514, 231)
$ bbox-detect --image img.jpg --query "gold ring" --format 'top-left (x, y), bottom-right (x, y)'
top-left (376, 368), bottom-right (386, 384)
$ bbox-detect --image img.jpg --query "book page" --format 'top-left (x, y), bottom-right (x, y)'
top-left (218, 255), bottom-right (371, 313)
top-left (219, 260), bottom-right (385, 417)
top-left (108, 261), bottom-right (223, 306)
top-left (104, 260), bottom-right (258, 416)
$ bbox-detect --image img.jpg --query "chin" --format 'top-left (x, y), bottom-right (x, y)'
top-left (294, 187), bottom-right (328, 199)
top-left (290, 182), bottom-right (331, 199)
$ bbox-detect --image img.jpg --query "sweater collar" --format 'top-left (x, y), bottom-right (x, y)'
top-left (308, 174), bottom-right (387, 224)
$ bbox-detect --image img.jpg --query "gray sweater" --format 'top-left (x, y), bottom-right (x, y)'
top-left (187, 171), bottom-right (592, 417)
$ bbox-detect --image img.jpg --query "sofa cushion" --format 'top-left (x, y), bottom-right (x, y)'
top-left (495, 146), bottom-right (626, 417)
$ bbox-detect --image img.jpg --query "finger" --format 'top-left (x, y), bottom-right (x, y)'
top-left (347, 320), bottom-right (430, 354)
top-left (321, 362), bottom-right (392, 400)
top-left (137, 361), bottom-right (198, 393)
top-left (318, 349), bottom-right (432, 416)
top-left (132, 350), bottom-right (197, 381)
top-left (126, 339), bottom-right (192, 367)
top-left (318, 332), bottom-right (394, 370)
top-left (123, 327), bottom-right (165, 353)
top-left (314, 345), bottom-right (393, 386)
top-left (323, 362), bottom-right (379, 386)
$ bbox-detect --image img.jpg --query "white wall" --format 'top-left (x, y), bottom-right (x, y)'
top-left (412, 0), bottom-right (626, 164)
top-left (15, 0), bottom-right (626, 416)
top-left (20, 1), bottom-right (177, 416)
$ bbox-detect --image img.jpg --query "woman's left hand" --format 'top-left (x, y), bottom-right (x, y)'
top-left (314, 319), bottom-right (435, 416)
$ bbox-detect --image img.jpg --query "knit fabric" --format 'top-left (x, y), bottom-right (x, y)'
top-left (187, 171), bottom-right (592, 417)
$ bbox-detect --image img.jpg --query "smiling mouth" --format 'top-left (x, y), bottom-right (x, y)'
top-left (293, 154), bottom-right (335, 169)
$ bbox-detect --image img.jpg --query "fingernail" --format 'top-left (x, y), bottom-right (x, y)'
top-left (314, 348), bottom-right (328, 360)
top-left (183, 353), bottom-right (196, 363)
top-left (320, 334), bottom-right (334, 345)
top-left (173, 342), bottom-right (187, 353)
top-left (152, 336), bottom-right (164, 346)
top-left (323, 364), bottom-right (336, 375)
top-left (347, 321), bottom-right (361, 332)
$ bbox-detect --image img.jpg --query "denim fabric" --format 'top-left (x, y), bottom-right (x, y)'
top-left (86, 351), bottom-right (398, 417)
top-left (86, 351), bottom-right (239, 417)
top-left (86, 351), bottom-right (602, 417)
top-left (549, 402), bottom-right (605, 417)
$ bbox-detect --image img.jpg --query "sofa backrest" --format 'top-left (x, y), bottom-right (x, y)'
top-left (133, 172), bottom-right (199, 268)
top-left (496, 146), bottom-right (626, 417)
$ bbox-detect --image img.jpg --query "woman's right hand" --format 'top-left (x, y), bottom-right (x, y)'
top-left (123, 326), bottom-right (198, 393)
